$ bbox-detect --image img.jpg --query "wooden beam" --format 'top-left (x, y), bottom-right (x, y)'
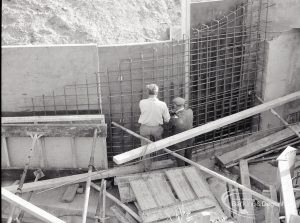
top-left (217, 125), bottom-right (299, 166)
top-left (1, 115), bottom-right (105, 124)
top-left (1, 124), bottom-right (107, 137)
top-left (277, 146), bottom-right (298, 223)
top-left (1, 188), bottom-right (66, 223)
top-left (3, 159), bottom-right (175, 193)
top-left (3, 163), bottom-right (147, 193)
top-left (1, 136), bottom-right (10, 167)
top-left (239, 160), bottom-right (255, 222)
top-left (113, 91), bottom-right (300, 164)
top-left (111, 122), bottom-right (280, 207)
top-left (91, 182), bottom-right (142, 222)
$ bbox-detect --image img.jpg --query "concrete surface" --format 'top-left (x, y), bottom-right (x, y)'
top-left (1, 44), bottom-right (99, 112)
top-left (267, 0), bottom-right (300, 39)
top-left (260, 29), bottom-right (300, 130)
top-left (2, 137), bottom-right (107, 169)
top-left (1, 180), bottom-right (121, 223)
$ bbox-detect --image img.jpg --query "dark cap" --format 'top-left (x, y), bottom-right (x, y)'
top-left (172, 97), bottom-right (185, 106)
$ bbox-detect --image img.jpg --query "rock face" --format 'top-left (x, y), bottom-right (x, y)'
top-left (2, 0), bottom-right (181, 46)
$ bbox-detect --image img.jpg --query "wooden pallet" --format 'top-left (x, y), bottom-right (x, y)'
top-left (115, 166), bottom-right (227, 223)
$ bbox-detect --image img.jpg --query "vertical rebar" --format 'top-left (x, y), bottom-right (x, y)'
top-left (42, 94), bottom-right (46, 115)
top-left (129, 58), bottom-right (135, 150)
top-left (96, 72), bottom-right (103, 114)
top-left (74, 82), bottom-right (79, 114)
top-left (106, 68), bottom-right (114, 161)
top-left (52, 91), bottom-right (57, 115)
top-left (86, 79), bottom-right (90, 113)
top-left (64, 87), bottom-right (68, 115)
top-left (31, 98), bottom-right (35, 116)
top-left (118, 63), bottom-right (125, 154)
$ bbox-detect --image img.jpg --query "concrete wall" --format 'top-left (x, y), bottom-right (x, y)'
top-left (190, 0), bottom-right (239, 30)
top-left (1, 44), bottom-right (99, 112)
top-left (267, 0), bottom-right (300, 39)
top-left (260, 29), bottom-right (300, 129)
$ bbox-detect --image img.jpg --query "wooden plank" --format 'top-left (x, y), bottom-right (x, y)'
top-left (113, 91), bottom-right (300, 164)
top-left (130, 179), bottom-right (158, 211)
top-left (1, 115), bottom-right (105, 124)
top-left (239, 160), bottom-right (255, 222)
top-left (165, 169), bottom-right (196, 201)
top-left (1, 136), bottom-right (10, 167)
top-left (208, 178), bottom-right (231, 217)
top-left (111, 206), bottom-right (132, 223)
top-left (61, 184), bottom-right (79, 203)
top-left (112, 122), bottom-right (280, 207)
top-left (140, 197), bottom-right (215, 223)
top-left (91, 182), bottom-right (142, 222)
top-left (262, 187), bottom-right (280, 223)
top-left (217, 126), bottom-right (299, 166)
top-left (277, 146), bottom-right (298, 223)
top-left (38, 138), bottom-right (47, 168)
top-left (183, 167), bottom-right (208, 198)
top-left (1, 124), bottom-right (107, 137)
top-left (1, 188), bottom-right (66, 223)
top-left (70, 137), bottom-right (77, 168)
top-left (146, 175), bottom-right (177, 207)
top-left (4, 163), bottom-right (148, 193)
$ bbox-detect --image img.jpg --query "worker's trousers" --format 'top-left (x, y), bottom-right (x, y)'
top-left (139, 124), bottom-right (164, 170)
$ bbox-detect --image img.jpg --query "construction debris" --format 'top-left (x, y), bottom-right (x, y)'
top-left (61, 184), bottom-right (79, 203)
top-left (217, 123), bottom-right (300, 167)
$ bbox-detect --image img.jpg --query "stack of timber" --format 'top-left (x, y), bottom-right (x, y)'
top-left (216, 123), bottom-right (300, 168)
top-left (115, 166), bottom-right (228, 223)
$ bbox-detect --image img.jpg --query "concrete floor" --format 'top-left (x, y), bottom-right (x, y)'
top-left (2, 179), bottom-right (123, 223)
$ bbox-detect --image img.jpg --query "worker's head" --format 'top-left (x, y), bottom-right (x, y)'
top-left (172, 97), bottom-right (185, 111)
top-left (146, 84), bottom-right (159, 96)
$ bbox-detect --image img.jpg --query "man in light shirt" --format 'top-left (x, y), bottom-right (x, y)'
top-left (138, 84), bottom-right (170, 145)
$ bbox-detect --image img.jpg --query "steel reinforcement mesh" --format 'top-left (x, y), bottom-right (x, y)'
top-left (18, 0), bottom-right (270, 164)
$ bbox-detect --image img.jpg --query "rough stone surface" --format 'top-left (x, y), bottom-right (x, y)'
top-left (2, 0), bottom-right (181, 46)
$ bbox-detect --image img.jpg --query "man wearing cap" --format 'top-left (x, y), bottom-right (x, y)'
top-left (169, 97), bottom-right (194, 166)
top-left (138, 83), bottom-right (170, 145)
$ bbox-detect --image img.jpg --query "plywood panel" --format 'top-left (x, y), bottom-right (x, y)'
top-left (130, 179), bottom-right (158, 211)
top-left (165, 169), bottom-right (196, 201)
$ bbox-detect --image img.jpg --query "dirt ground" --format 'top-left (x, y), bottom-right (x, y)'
top-left (2, 0), bottom-right (181, 46)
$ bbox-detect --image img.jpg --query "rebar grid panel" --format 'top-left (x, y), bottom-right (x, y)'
top-left (17, 0), bottom-right (270, 164)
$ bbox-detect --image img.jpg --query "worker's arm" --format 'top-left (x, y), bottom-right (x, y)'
top-left (162, 103), bottom-right (171, 123)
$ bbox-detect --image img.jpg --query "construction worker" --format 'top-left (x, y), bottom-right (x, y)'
top-left (138, 84), bottom-right (170, 170)
top-left (138, 84), bottom-right (170, 144)
top-left (169, 97), bottom-right (194, 166)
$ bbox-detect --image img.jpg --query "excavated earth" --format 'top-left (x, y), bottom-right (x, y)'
top-left (2, 0), bottom-right (181, 45)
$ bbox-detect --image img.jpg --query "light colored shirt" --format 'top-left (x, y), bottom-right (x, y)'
top-left (138, 97), bottom-right (170, 126)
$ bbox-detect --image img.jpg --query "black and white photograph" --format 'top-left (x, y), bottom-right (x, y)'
top-left (1, 0), bottom-right (300, 222)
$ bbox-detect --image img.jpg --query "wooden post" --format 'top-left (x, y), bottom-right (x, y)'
top-left (1, 136), bottom-right (10, 167)
top-left (7, 133), bottom-right (43, 223)
top-left (82, 129), bottom-right (98, 223)
top-left (113, 91), bottom-right (300, 164)
top-left (277, 146), bottom-right (298, 223)
top-left (111, 122), bottom-right (280, 207)
top-left (91, 182), bottom-right (142, 222)
top-left (239, 160), bottom-right (255, 222)
top-left (2, 188), bottom-right (66, 223)
top-left (70, 137), bottom-right (78, 168)
top-left (94, 179), bottom-right (105, 223)
top-left (102, 180), bottom-right (106, 223)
